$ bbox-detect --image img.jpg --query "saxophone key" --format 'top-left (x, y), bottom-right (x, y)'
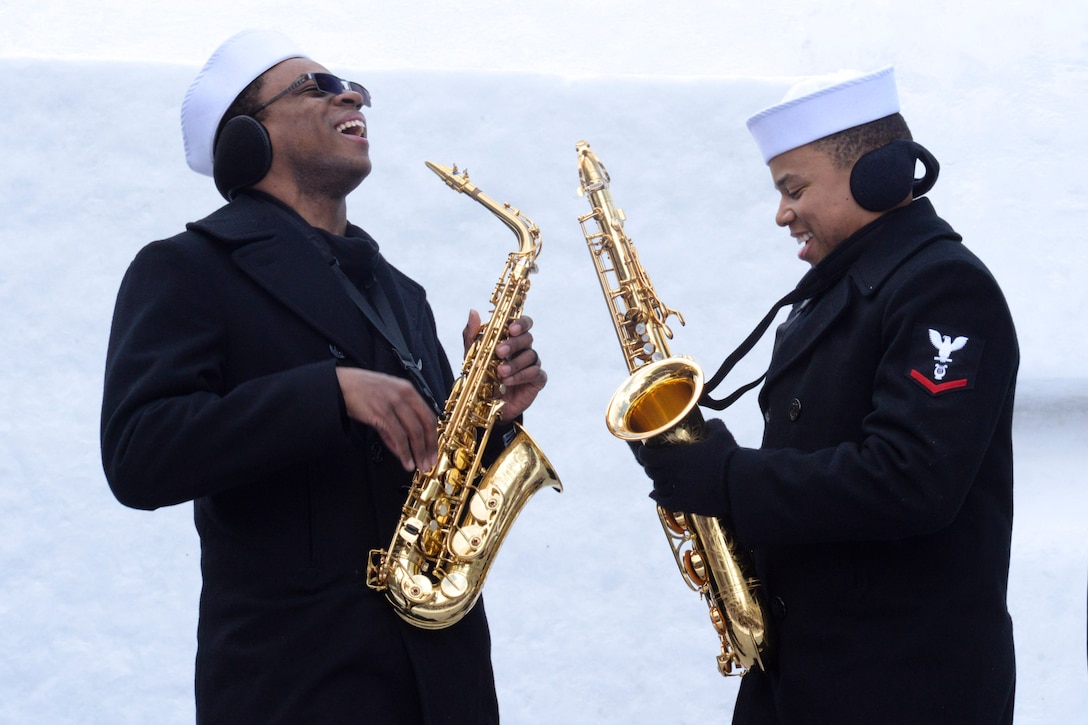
top-left (419, 477), bottom-right (441, 502)
top-left (709, 605), bottom-right (728, 635)
top-left (683, 549), bottom-right (709, 588)
top-left (439, 570), bottom-right (469, 600)
top-left (432, 496), bottom-right (453, 520)
top-left (452, 447), bottom-right (472, 471)
top-left (449, 524), bottom-right (487, 559)
top-left (402, 574), bottom-right (434, 603)
top-left (421, 521), bottom-right (444, 557)
top-left (661, 507), bottom-right (687, 535)
top-left (469, 485), bottom-right (503, 522)
top-left (443, 469), bottom-right (462, 492)
top-left (398, 517), bottom-right (425, 545)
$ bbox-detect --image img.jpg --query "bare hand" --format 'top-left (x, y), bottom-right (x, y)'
top-left (462, 310), bottom-right (547, 422)
top-left (335, 367), bottom-right (438, 472)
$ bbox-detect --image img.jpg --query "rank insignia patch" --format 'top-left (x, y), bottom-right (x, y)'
top-left (906, 325), bottom-right (984, 395)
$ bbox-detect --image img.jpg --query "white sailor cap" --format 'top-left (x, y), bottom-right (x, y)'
top-left (746, 66), bottom-right (899, 164)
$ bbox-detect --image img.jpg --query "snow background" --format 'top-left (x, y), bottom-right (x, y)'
top-left (1, 1), bottom-right (1086, 722)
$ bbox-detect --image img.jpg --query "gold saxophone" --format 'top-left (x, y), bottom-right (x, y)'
top-left (366, 162), bottom-right (562, 629)
top-left (575, 141), bottom-right (769, 675)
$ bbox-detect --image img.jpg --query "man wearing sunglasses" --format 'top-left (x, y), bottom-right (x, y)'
top-left (101, 29), bottom-right (544, 724)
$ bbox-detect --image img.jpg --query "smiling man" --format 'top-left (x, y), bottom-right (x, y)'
top-left (100, 29), bottom-right (546, 723)
top-left (636, 67), bottom-right (1019, 722)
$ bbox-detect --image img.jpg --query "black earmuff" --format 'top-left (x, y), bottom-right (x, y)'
top-left (849, 139), bottom-right (940, 212)
top-left (212, 115), bottom-right (273, 201)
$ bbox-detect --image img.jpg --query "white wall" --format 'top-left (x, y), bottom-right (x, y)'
top-left (1, 14), bottom-right (1086, 720)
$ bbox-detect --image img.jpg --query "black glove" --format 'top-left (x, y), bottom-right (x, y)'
top-left (637, 418), bottom-right (738, 517)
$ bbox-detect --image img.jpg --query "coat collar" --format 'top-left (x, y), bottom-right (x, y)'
top-left (848, 197), bottom-right (961, 298)
top-left (186, 192), bottom-right (380, 367)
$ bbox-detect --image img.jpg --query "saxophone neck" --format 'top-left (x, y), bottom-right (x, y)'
top-left (426, 162), bottom-right (541, 258)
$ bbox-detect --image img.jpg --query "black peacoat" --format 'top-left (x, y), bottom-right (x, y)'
top-left (725, 199), bottom-right (1018, 724)
top-left (101, 192), bottom-right (501, 724)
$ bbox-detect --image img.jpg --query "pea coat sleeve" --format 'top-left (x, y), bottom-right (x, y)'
top-left (726, 252), bottom-right (1018, 547)
top-left (100, 238), bottom-right (350, 511)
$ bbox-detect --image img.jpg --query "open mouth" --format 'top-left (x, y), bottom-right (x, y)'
top-left (794, 231), bottom-right (814, 261)
top-left (335, 119), bottom-right (367, 138)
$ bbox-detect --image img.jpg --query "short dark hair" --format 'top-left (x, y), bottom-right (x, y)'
top-left (213, 75), bottom-right (266, 151)
top-left (812, 113), bottom-right (913, 169)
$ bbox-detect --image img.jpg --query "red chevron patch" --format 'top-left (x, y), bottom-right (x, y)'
top-left (910, 368), bottom-right (969, 395)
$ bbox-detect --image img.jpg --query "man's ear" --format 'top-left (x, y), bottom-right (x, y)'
top-left (213, 116), bottom-right (273, 201)
top-left (850, 140), bottom-right (939, 212)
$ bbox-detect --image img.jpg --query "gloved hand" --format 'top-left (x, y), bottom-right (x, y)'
top-left (637, 418), bottom-right (738, 517)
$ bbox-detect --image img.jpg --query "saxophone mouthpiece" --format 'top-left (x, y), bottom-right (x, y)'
top-left (575, 142), bottom-right (609, 193)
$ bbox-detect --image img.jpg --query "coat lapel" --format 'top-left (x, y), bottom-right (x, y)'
top-left (234, 236), bottom-right (376, 364)
top-left (190, 195), bottom-right (375, 366)
top-left (764, 281), bottom-right (852, 388)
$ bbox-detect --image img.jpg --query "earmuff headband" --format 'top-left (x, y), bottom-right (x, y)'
top-left (850, 140), bottom-right (940, 212)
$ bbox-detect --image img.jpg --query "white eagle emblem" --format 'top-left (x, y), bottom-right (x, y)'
top-left (928, 328), bottom-right (968, 380)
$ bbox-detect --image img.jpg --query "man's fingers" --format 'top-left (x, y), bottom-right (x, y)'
top-left (337, 367), bottom-right (439, 472)
top-left (395, 396), bottom-right (439, 472)
top-left (494, 315), bottom-right (534, 360)
top-left (462, 309), bottom-right (482, 354)
top-left (375, 389), bottom-right (437, 472)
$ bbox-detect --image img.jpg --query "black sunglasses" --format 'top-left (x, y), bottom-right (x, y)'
top-left (253, 72), bottom-right (371, 115)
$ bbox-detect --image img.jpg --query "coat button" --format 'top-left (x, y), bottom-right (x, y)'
top-left (787, 398), bottom-right (802, 421)
top-left (370, 441), bottom-right (384, 464)
top-left (772, 596), bottom-right (788, 620)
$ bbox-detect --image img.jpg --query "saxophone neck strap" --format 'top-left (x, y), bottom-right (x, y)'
top-left (329, 260), bottom-right (443, 415)
top-left (699, 286), bottom-right (802, 411)
top-left (700, 229), bottom-right (872, 410)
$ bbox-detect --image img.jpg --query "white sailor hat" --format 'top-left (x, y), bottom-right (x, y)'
top-left (746, 66), bottom-right (899, 164)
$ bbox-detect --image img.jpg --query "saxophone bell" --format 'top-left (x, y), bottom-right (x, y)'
top-left (605, 356), bottom-right (706, 446)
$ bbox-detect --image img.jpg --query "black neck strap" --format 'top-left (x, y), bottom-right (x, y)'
top-left (700, 220), bottom-right (879, 411)
top-left (329, 261), bottom-right (442, 415)
top-left (699, 286), bottom-right (805, 410)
